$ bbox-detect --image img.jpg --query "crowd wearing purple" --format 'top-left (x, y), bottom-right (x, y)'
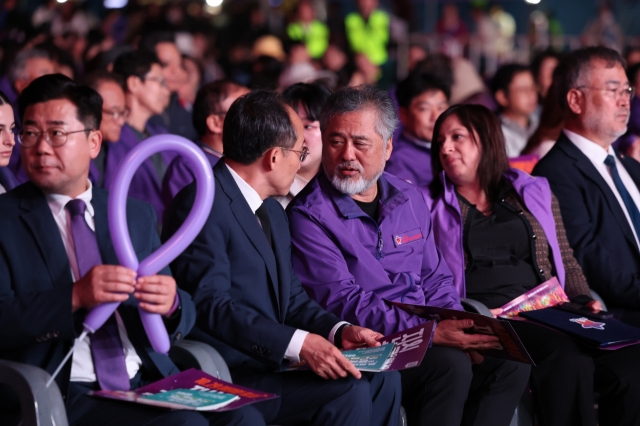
top-left (2, 11), bottom-right (640, 425)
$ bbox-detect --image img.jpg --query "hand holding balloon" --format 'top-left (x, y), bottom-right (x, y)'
top-left (71, 265), bottom-right (136, 312)
top-left (134, 275), bottom-right (177, 316)
top-left (47, 135), bottom-right (214, 389)
top-left (85, 134), bottom-right (215, 354)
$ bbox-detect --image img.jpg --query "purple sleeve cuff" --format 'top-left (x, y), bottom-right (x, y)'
top-left (165, 293), bottom-right (180, 317)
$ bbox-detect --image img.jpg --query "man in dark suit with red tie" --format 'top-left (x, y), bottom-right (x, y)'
top-left (0, 74), bottom-right (256, 425)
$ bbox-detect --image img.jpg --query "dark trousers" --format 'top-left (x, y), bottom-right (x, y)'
top-left (66, 379), bottom-right (260, 426)
top-left (511, 320), bottom-right (640, 426)
top-left (232, 369), bottom-right (402, 426)
top-left (399, 346), bottom-right (530, 426)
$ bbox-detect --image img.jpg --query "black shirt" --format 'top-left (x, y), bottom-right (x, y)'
top-left (354, 190), bottom-right (381, 221)
top-left (459, 191), bottom-right (542, 309)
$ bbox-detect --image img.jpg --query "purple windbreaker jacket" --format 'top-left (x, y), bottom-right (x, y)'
top-left (103, 122), bottom-right (176, 221)
top-left (288, 171), bottom-right (462, 336)
top-left (384, 131), bottom-right (434, 188)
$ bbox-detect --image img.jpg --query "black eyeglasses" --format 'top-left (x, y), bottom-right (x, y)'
top-left (280, 146), bottom-right (310, 162)
top-left (576, 85), bottom-right (635, 100)
top-left (18, 128), bottom-right (95, 148)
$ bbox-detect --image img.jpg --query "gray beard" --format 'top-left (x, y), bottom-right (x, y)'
top-left (326, 161), bottom-right (386, 196)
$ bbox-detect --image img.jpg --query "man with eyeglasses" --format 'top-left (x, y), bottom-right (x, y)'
top-left (140, 31), bottom-right (199, 142)
top-left (83, 71), bottom-right (128, 188)
top-left (0, 73), bottom-right (257, 426)
top-left (105, 50), bottom-right (173, 223)
top-left (161, 80), bottom-right (249, 207)
top-left (534, 46), bottom-right (640, 328)
top-left (163, 90), bottom-right (402, 426)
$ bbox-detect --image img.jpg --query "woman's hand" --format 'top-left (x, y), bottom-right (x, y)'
top-left (489, 308), bottom-right (503, 318)
top-left (586, 300), bottom-right (603, 313)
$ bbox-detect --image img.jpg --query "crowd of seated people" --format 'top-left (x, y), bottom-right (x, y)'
top-left (2, 3), bottom-right (640, 425)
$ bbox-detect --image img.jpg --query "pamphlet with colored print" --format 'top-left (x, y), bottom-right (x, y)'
top-left (90, 369), bottom-right (278, 411)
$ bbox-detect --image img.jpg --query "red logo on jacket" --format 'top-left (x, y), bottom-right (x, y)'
top-left (394, 228), bottom-right (423, 246)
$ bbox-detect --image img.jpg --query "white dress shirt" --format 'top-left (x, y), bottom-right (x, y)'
top-left (0, 183), bottom-right (6, 195)
top-left (46, 180), bottom-right (142, 382)
top-left (564, 129), bottom-right (640, 249)
top-left (225, 164), bottom-right (348, 361)
top-left (274, 174), bottom-right (310, 208)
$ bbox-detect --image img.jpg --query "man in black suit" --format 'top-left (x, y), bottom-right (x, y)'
top-left (0, 74), bottom-right (256, 426)
top-left (533, 47), bottom-right (640, 326)
top-left (164, 90), bottom-right (402, 426)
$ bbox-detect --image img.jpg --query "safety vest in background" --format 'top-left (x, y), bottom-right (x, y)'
top-left (287, 20), bottom-right (330, 59)
top-left (344, 9), bottom-right (390, 66)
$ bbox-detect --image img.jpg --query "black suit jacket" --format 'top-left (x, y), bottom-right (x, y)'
top-left (533, 133), bottom-right (640, 309)
top-left (163, 160), bottom-right (341, 374)
top-left (0, 183), bottom-right (196, 399)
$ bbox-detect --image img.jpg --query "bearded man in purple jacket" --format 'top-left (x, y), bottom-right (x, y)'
top-left (287, 85), bottom-right (529, 426)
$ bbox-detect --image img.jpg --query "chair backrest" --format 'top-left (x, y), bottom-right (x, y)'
top-left (169, 340), bottom-right (233, 382)
top-left (0, 360), bottom-right (69, 426)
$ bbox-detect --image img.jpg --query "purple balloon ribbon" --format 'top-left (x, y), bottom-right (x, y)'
top-left (84, 135), bottom-right (215, 355)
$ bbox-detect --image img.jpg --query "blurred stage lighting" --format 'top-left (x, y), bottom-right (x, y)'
top-left (104, 0), bottom-right (128, 8)
top-left (56, 0), bottom-right (67, 3)
top-left (525, 0), bottom-right (541, 4)
top-left (206, 0), bottom-right (223, 7)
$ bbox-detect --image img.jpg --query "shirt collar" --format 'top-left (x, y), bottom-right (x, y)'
top-left (45, 180), bottom-right (95, 218)
top-left (500, 114), bottom-right (539, 136)
top-left (401, 131), bottom-right (431, 149)
top-left (225, 163), bottom-right (263, 213)
top-left (199, 143), bottom-right (223, 158)
top-left (563, 128), bottom-right (615, 164)
top-left (289, 174), bottom-right (310, 198)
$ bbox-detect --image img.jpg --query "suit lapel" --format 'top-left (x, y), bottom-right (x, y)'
top-left (18, 183), bottom-right (73, 284)
top-left (558, 135), bottom-right (638, 248)
top-left (216, 163), bottom-right (281, 314)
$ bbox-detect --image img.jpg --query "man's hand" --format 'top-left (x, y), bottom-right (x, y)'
top-left (432, 319), bottom-right (500, 350)
top-left (134, 275), bottom-right (177, 316)
top-left (72, 265), bottom-right (136, 312)
top-left (299, 333), bottom-right (362, 380)
top-left (341, 326), bottom-right (383, 350)
top-left (586, 300), bottom-right (603, 313)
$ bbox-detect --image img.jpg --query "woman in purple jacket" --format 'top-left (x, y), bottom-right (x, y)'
top-left (426, 104), bottom-right (640, 426)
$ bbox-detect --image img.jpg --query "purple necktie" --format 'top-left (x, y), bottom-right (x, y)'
top-left (66, 199), bottom-right (130, 391)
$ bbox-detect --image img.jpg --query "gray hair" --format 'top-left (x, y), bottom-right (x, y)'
top-left (8, 48), bottom-right (51, 84)
top-left (554, 46), bottom-right (626, 113)
top-left (320, 85), bottom-right (398, 143)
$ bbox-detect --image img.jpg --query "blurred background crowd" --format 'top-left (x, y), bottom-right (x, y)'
top-left (3, 0), bottom-right (640, 195)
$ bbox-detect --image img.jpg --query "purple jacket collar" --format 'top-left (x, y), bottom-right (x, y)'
top-left (0, 166), bottom-right (19, 191)
top-left (322, 171), bottom-right (409, 224)
top-left (427, 168), bottom-right (565, 297)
